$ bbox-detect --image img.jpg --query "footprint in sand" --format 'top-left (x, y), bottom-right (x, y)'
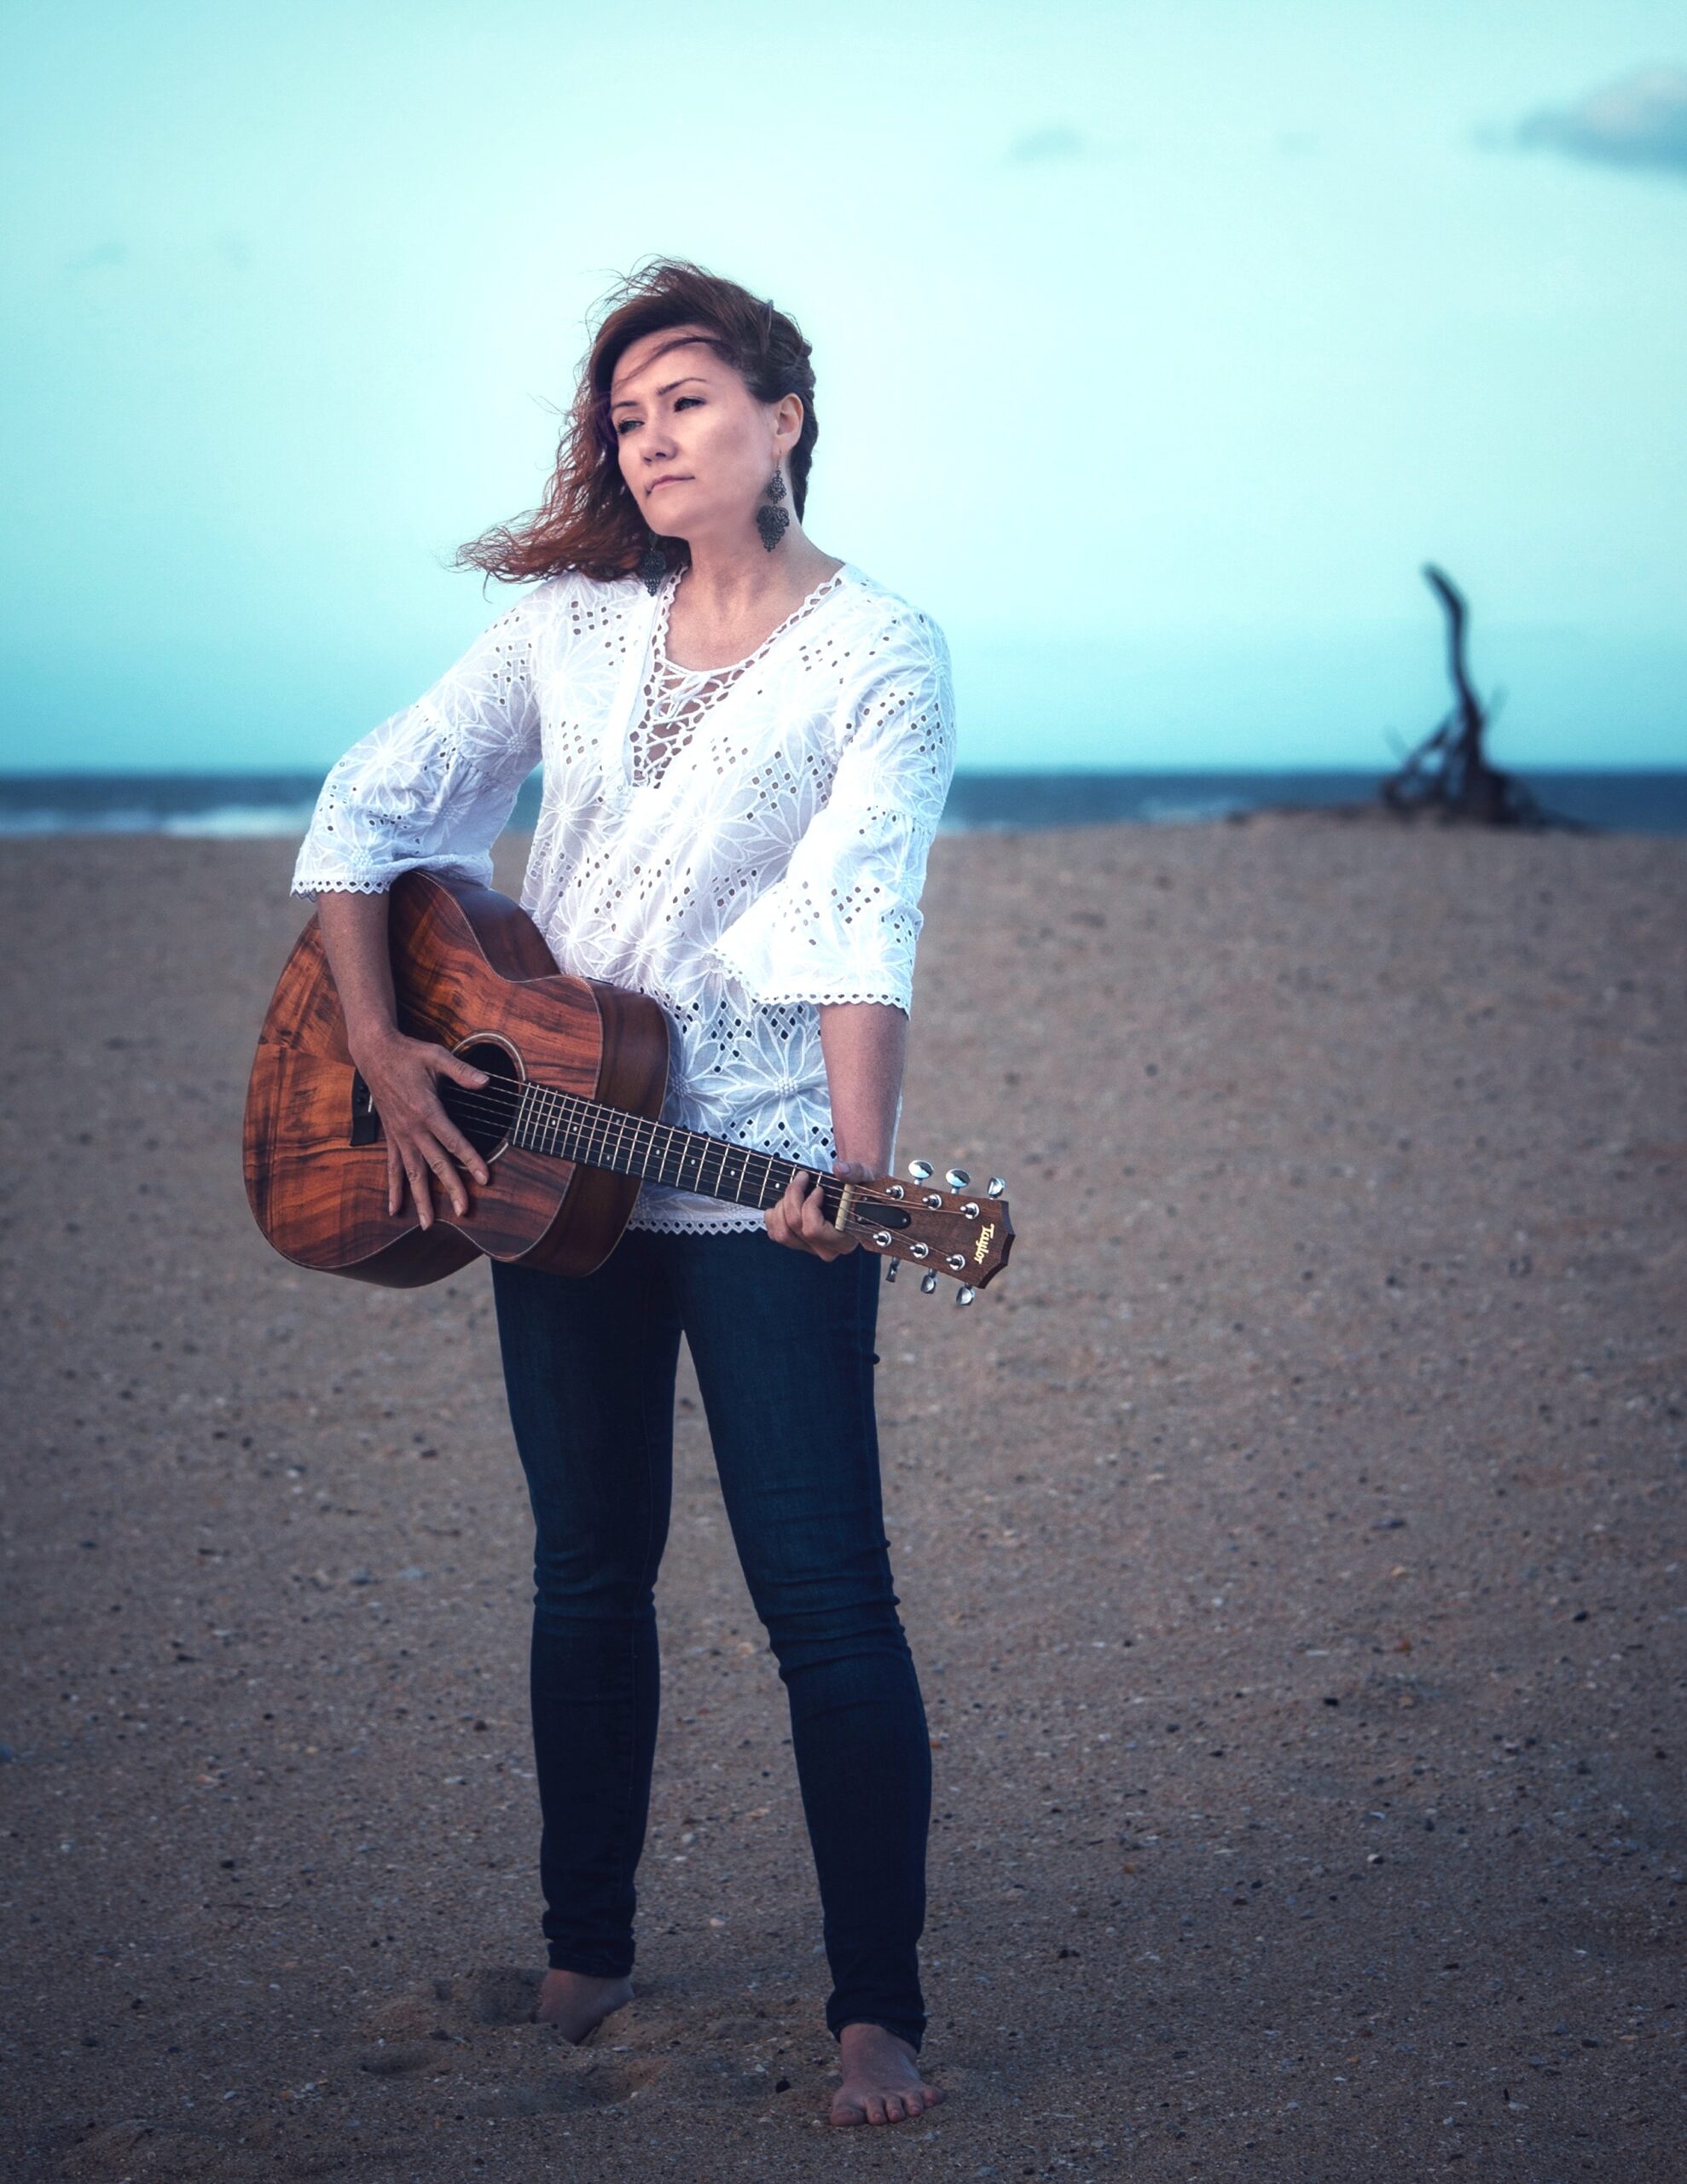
top-left (466, 2050), bottom-right (675, 2117)
top-left (59, 2119), bottom-right (256, 2181)
top-left (353, 1966), bottom-right (540, 2049)
top-left (353, 1976), bottom-right (477, 2077)
top-left (60, 2120), bottom-right (157, 2179)
top-left (456, 1966), bottom-right (544, 2026)
top-left (349, 1968), bottom-right (684, 2113)
top-left (346, 1969), bottom-right (847, 2120)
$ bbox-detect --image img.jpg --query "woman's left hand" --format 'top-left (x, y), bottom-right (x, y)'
top-left (765, 1159), bottom-right (873, 1259)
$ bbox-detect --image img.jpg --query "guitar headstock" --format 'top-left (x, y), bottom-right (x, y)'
top-left (838, 1162), bottom-right (1014, 1304)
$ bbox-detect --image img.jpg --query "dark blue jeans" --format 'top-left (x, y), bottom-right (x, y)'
top-left (489, 1226), bottom-right (930, 2051)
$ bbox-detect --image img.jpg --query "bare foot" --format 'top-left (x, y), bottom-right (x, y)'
top-left (534, 1967), bottom-right (633, 2045)
top-left (829, 2021), bottom-right (946, 2127)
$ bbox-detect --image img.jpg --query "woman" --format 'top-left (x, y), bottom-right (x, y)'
top-left (292, 260), bottom-right (954, 2129)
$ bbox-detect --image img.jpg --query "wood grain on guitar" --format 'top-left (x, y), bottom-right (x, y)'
top-left (244, 872), bottom-right (1013, 1304)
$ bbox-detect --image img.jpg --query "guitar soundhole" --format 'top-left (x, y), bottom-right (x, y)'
top-left (442, 1040), bottom-right (521, 1159)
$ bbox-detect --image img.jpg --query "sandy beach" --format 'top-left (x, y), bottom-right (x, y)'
top-left (3, 817), bottom-right (1683, 2182)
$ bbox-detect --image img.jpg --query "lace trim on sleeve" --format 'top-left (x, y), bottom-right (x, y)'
top-left (289, 874), bottom-right (394, 897)
top-left (708, 967), bottom-right (913, 1011)
top-left (289, 850), bottom-right (496, 900)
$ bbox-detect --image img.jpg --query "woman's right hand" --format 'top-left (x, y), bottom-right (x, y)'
top-left (349, 1029), bottom-right (492, 1228)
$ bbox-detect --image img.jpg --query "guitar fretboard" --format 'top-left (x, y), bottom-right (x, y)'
top-left (505, 1078), bottom-right (815, 1213)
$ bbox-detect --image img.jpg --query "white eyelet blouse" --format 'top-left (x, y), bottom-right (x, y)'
top-left (290, 561), bottom-right (956, 1233)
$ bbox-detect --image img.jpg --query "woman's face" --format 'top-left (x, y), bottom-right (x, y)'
top-left (609, 322), bottom-right (798, 545)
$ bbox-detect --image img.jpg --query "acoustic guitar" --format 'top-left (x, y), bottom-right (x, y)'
top-left (243, 870), bottom-right (1013, 1303)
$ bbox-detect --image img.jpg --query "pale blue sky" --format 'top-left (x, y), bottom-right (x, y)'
top-left (2, 0), bottom-right (1684, 771)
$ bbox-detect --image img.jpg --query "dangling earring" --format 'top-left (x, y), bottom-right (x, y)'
top-left (755, 464), bottom-right (790, 554)
top-left (637, 536), bottom-right (667, 594)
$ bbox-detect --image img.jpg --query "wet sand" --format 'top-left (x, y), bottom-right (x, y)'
top-left (3, 820), bottom-right (1683, 2181)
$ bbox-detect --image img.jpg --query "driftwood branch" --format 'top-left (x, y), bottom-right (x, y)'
top-left (1378, 566), bottom-right (1576, 828)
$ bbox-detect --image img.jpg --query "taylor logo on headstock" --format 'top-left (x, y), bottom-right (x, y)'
top-left (972, 1223), bottom-right (996, 1267)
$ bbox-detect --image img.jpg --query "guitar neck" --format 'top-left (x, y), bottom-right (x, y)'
top-left (429, 1054), bottom-right (1013, 1291)
top-left (507, 1078), bottom-right (821, 1215)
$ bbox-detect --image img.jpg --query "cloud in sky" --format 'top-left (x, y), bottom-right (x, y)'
top-left (1005, 123), bottom-right (1086, 165)
top-left (64, 240), bottom-right (128, 275)
top-left (1516, 65), bottom-right (1687, 178)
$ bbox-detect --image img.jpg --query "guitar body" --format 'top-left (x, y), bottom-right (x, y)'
top-left (243, 871), bottom-right (670, 1287)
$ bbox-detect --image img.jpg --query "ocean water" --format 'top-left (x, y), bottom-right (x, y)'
top-left (2, 769), bottom-right (1684, 838)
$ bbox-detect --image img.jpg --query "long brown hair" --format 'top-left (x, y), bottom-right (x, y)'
top-left (455, 259), bottom-right (819, 586)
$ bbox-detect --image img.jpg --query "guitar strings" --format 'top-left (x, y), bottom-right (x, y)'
top-left (429, 1080), bottom-right (762, 1172)
top-left (376, 1082), bottom-right (985, 1263)
top-left (372, 1076), bottom-right (915, 1221)
top-left (435, 1107), bottom-right (883, 1216)
top-left (397, 1122), bottom-right (871, 1219)
top-left (364, 1066), bottom-right (958, 1223)
top-left (420, 1077), bottom-right (843, 1195)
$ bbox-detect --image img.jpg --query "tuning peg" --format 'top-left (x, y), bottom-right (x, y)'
top-left (986, 1176), bottom-right (1006, 1199)
top-left (907, 1159), bottom-right (933, 1182)
top-left (945, 1167), bottom-right (971, 1190)
top-left (954, 1284), bottom-right (977, 1307)
top-left (919, 1269), bottom-right (939, 1293)
top-left (884, 1258), bottom-right (898, 1283)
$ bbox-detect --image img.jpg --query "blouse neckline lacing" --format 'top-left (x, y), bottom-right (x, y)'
top-left (629, 563), bottom-right (853, 790)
